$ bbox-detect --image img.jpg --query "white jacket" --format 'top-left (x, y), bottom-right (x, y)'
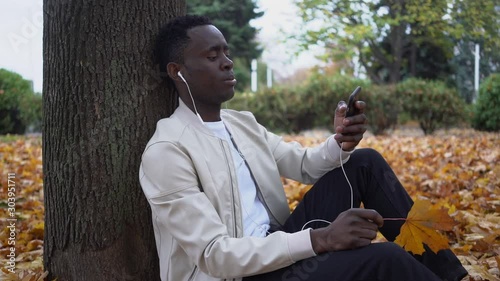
top-left (139, 99), bottom-right (352, 281)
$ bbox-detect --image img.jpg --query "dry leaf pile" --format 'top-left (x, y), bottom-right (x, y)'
top-left (1, 129), bottom-right (499, 280)
top-left (284, 129), bottom-right (499, 280)
top-left (0, 137), bottom-right (45, 280)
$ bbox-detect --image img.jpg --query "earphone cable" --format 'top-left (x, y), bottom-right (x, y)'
top-left (300, 118), bottom-right (355, 231)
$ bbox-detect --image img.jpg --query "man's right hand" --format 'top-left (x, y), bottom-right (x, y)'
top-left (310, 208), bottom-right (384, 254)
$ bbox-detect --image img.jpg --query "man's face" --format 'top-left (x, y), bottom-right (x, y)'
top-left (181, 25), bottom-right (236, 108)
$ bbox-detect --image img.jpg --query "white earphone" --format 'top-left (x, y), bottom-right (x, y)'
top-left (178, 71), bottom-right (204, 124)
top-left (177, 71), bottom-right (185, 80)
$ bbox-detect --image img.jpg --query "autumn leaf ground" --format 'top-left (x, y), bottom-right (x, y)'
top-left (0, 129), bottom-right (499, 280)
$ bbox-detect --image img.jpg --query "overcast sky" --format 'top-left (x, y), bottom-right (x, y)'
top-left (0, 0), bottom-right (43, 92)
top-left (252, 0), bottom-right (323, 78)
top-left (0, 0), bottom-right (320, 93)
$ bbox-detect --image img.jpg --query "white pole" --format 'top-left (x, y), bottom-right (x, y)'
top-left (267, 67), bottom-right (272, 88)
top-left (474, 43), bottom-right (480, 102)
top-left (251, 59), bottom-right (258, 92)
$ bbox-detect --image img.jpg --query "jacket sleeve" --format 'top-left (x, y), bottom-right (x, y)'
top-left (260, 124), bottom-right (353, 184)
top-left (140, 141), bottom-right (315, 278)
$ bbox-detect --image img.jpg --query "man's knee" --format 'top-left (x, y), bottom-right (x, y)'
top-left (365, 243), bottom-right (443, 280)
top-left (351, 148), bottom-right (384, 162)
top-left (370, 242), bottom-right (412, 261)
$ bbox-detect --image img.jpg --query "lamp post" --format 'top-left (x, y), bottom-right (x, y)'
top-left (251, 59), bottom-right (258, 92)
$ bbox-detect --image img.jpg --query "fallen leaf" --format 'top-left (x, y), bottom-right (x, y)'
top-left (2, 130), bottom-right (499, 280)
top-left (394, 199), bottom-right (457, 255)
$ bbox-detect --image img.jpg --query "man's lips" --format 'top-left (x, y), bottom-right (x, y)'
top-left (224, 76), bottom-right (237, 86)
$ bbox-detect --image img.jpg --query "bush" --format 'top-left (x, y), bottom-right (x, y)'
top-left (472, 73), bottom-right (500, 131)
top-left (0, 69), bottom-right (43, 134)
top-left (20, 92), bottom-right (43, 133)
top-left (229, 74), bottom-right (370, 133)
top-left (364, 84), bottom-right (401, 135)
top-left (230, 76), bottom-right (470, 136)
top-left (302, 73), bottom-right (369, 129)
top-left (396, 78), bottom-right (466, 135)
top-left (303, 78), bottom-right (403, 135)
top-left (230, 74), bottom-right (407, 136)
top-left (229, 86), bottom-right (305, 133)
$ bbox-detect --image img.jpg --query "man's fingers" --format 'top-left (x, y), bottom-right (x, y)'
top-left (364, 210), bottom-right (384, 227)
top-left (359, 229), bottom-right (378, 240)
top-left (337, 100), bottom-right (366, 120)
top-left (354, 100), bottom-right (366, 113)
top-left (351, 237), bottom-right (372, 249)
top-left (335, 131), bottom-right (364, 144)
top-left (340, 124), bottom-right (367, 135)
top-left (336, 101), bottom-right (347, 116)
top-left (343, 113), bottom-right (368, 126)
top-left (351, 208), bottom-right (384, 227)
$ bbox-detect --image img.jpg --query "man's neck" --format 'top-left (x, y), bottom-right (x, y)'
top-left (199, 108), bottom-right (221, 122)
top-left (180, 96), bottom-right (221, 122)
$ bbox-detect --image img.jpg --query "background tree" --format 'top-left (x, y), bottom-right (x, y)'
top-left (43, 1), bottom-right (184, 280)
top-left (371, 32), bottom-right (454, 83)
top-left (187, 0), bottom-right (263, 91)
top-left (447, 0), bottom-right (500, 102)
top-left (450, 38), bottom-right (500, 103)
top-left (0, 69), bottom-right (42, 134)
top-left (293, 0), bottom-right (500, 85)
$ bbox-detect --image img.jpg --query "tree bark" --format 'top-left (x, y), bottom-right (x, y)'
top-left (389, 23), bottom-right (404, 83)
top-left (42, 1), bottom-right (184, 280)
top-left (384, 0), bottom-right (406, 84)
top-left (409, 41), bottom-right (417, 77)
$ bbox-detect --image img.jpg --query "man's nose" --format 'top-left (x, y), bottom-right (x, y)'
top-left (221, 55), bottom-right (233, 70)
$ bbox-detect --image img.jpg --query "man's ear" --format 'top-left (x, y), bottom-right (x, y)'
top-left (167, 62), bottom-right (182, 81)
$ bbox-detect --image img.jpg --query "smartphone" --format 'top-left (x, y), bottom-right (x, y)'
top-left (345, 86), bottom-right (361, 117)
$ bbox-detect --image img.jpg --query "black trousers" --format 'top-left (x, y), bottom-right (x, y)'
top-left (244, 148), bottom-right (467, 281)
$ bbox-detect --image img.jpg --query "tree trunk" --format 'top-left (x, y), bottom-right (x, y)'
top-left (409, 41), bottom-right (417, 77)
top-left (387, 0), bottom-right (405, 84)
top-left (42, 1), bottom-right (184, 280)
top-left (389, 22), bottom-right (404, 83)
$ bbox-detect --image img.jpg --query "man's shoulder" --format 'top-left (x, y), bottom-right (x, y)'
top-left (222, 108), bottom-right (258, 124)
top-left (146, 115), bottom-right (187, 147)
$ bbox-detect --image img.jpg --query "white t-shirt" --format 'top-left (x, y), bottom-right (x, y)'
top-left (204, 121), bottom-right (271, 237)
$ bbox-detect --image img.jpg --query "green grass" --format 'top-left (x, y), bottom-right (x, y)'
top-left (0, 134), bottom-right (26, 143)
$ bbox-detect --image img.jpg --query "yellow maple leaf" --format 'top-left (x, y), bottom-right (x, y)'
top-left (394, 199), bottom-right (457, 255)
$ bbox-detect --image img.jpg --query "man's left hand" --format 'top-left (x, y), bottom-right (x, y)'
top-left (333, 100), bottom-right (368, 151)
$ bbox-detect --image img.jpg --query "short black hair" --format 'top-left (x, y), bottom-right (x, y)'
top-left (155, 15), bottom-right (212, 98)
top-left (155, 15), bottom-right (212, 73)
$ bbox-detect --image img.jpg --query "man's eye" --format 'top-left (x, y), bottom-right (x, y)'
top-left (208, 56), bottom-right (217, 61)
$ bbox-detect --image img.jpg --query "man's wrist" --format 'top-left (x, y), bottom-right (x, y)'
top-left (332, 135), bottom-right (355, 151)
top-left (340, 142), bottom-right (355, 151)
top-left (310, 228), bottom-right (326, 255)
